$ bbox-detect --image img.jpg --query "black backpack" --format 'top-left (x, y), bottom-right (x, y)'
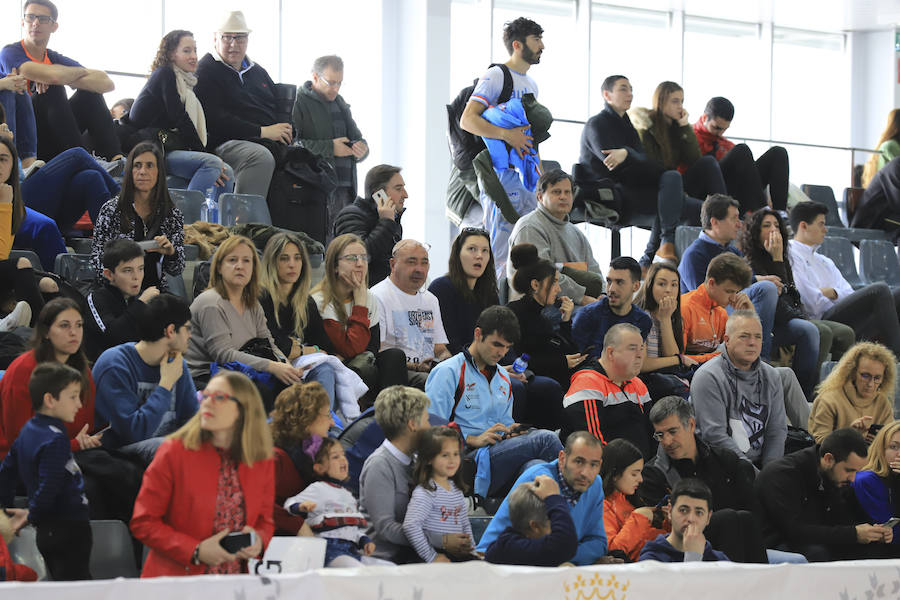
top-left (446, 63), bottom-right (514, 171)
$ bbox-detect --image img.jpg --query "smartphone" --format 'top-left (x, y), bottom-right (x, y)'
top-left (372, 189), bottom-right (390, 204)
top-left (869, 423), bottom-right (885, 436)
top-left (655, 494), bottom-right (671, 509)
top-left (343, 140), bottom-right (355, 147)
top-left (136, 239), bottom-right (160, 251)
top-left (220, 531), bottom-right (253, 553)
top-left (509, 423), bottom-right (533, 435)
top-left (879, 517), bottom-right (900, 528)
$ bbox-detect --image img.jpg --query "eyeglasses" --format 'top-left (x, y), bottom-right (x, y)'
top-left (220, 33), bottom-right (249, 44)
top-left (24, 13), bottom-right (54, 24)
top-left (318, 74), bottom-right (342, 89)
top-left (339, 253), bottom-right (370, 263)
top-left (858, 372), bottom-right (884, 385)
top-left (197, 390), bottom-right (239, 404)
top-left (651, 426), bottom-right (682, 442)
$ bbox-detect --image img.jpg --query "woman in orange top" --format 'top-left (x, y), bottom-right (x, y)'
top-left (601, 439), bottom-right (669, 562)
top-left (131, 370), bottom-right (274, 577)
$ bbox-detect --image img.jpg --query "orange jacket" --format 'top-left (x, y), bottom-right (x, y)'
top-left (680, 285), bottom-right (728, 363)
top-left (603, 490), bottom-right (669, 562)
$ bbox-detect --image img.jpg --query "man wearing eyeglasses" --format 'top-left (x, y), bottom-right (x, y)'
top-left (0, 0), bottom-right (123, 164)
top-left (293, 55), bottom-right (369, 225)
top-left (194, 11), bottom-right (293, 199)
top-left (93, 294), bottom-right (199, 464)
top-left (335, 164), bottom-right (407, 286)
top-left (372, 239), bottom-right (450, 388)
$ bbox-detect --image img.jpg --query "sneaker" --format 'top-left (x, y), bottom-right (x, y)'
top-left (0, 301), bottom-right (31, 332)
top-left (94, 156), bottom-right (125, 177)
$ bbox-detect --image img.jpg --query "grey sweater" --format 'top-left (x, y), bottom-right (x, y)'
top-left (186, 289), bottom-right (281, 379)
top-left (690, 346), bottom-right (786, 467)
top-left (507, 203), bottom-right (601, 302)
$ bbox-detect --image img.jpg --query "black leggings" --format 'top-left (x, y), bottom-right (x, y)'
top-left (32, 86), bottom-right (122, 161)
top-left (718, 144), bottom-right (790, 212)
top-left (36, 520), bottom-right (93, 581)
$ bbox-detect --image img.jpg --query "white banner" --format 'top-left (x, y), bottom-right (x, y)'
top-left (4, 559), bottom-right (900, 600)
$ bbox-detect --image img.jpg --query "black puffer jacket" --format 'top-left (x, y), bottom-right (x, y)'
top-left (333, 196), bottom-right (403, 286)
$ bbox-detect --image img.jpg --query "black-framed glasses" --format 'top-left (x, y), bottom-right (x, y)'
top-left (220, 33), bottom-right (249, 44)
top-left (339, 253), bottom-right (370, 263)
top-left (24, 13), bottom-right (54, 24)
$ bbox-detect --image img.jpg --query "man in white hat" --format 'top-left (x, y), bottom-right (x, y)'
top-left (195, 10), bottom-right (293, 199)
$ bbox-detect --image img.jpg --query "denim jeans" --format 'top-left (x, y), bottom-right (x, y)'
top-left (772, 317), bottom-right (820, 400)
top-left (166, 150), bottom-right (235, 201)
top-left (480, 428), bottom-right (562, 497)
top-left (766, 548), bottom-right (808, 564)
top-left (305, 361), bottom-right (337, 411)
top-left (0, 89), bottom-right (37, 160)
top-left (22, 147), bottom-right (121, 230)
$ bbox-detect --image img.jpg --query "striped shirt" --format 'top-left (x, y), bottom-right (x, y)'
top-left (402, 480), bottom-right (473, 562)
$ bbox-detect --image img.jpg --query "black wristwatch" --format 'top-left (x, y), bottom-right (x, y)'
top-left (191, 545), bottom-right (201, 565)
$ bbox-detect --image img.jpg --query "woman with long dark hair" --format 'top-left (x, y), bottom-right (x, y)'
top-left (634, 262), bottom-right (698, 370)
top-left (90, 142), bottom-right (185, 292)
top-left (427, 228), bottom-right (498, 355)
top-left (741, 207), bottom-right (853, 398)
top-left (0, 298), bottom-right (99, 460)
top-left (125, 30), bottom-right (234, 200)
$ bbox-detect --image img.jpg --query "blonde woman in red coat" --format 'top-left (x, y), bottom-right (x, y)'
top-left (131, 370), bottom-right (275, 577)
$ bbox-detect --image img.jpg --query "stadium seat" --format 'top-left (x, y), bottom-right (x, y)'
top-left (169, 189), bottom-right (205, 225)
top-left (859, 239), bottom-right (900, 288)
top-left (815, 237), bottom-right (864, 290)
top-left (8, 249), bottom-right (43, 272)
top-left (675, 226), bottom-right (702, 260)
top-left (219, 193), bottom-right (271, 226)
top-left (54, 253), bottom-right (96, 283)
top-left (67, 237), bottom-right (94, 255)
top-left (498, 276), bottom-right (509, 305)
top-left (88, 520), bottom-right (139, 579)
top-left (801, 184), bottom-right (886, 243)
top-left (7, 525), bottom-right (48, 580)
top-left (164, 273), bottom-right (189, 301)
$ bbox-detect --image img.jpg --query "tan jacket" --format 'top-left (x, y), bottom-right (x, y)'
top-left (808, 381), bottom-right (893, 443)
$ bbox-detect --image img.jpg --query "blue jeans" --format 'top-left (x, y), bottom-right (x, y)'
top-left (22, 147), bottom-right (121, 230)
top-left (0, 89), bottom-right (37, 160)
top-left (766, 548), bottom-right (808, 564)
top-left (482, 429), bottom-right (562, 497)
top-left (306, 361), bottom-right (337, 410)
top-left (772, 318), bottom-right (820, 400)
top-left (166, 150), bottom-right (235, 201)
top-left (738, 280), bottom-right (777, 358)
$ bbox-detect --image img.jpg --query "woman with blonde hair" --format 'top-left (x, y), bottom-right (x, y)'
top-left (809, 342), bottom-right (897, 443)
top-left (631, 81), bottom-right (723, 261)
top-left (862, 109), bottom-right (900, 188)
top-left (312, 233), bottom-right (406, 407)
top-left (854, 420), bottom-right (900, 555)
top-left (131, 370), bottom-right (275, 576)
top-left (269, 382), bottom-right (334, 535)
top-left (186, 235), bottom-right (304, 403)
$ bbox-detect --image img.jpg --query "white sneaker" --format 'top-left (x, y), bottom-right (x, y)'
top-left (0, 301), bottom-right (31, 332)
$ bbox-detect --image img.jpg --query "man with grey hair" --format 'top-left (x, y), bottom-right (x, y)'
top-left (293, 54), bottom-right (369, 222)
top-left (691, 310), bottom-right (786, 468)
top-left (359, 386), bottom-right (472, 562)
top-left (195, 11), bottom-right (292, 198)
top-left (561, 322), bottom-right (654, 457)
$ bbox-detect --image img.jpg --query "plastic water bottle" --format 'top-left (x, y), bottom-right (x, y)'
top-left (512, 353), bottom-right (530, 374)
top-left (204, 187), bottom-right (219, 224)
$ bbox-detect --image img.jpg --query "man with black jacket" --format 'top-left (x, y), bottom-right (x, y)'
top-left (639, 395), bottom-right (770, 563)
top-left (333, 164), bottom-right (406, 286)
top-left (194, 11), bottom-right (292, 198)
top-left (84, 239), bottom-right (157, 361)
top-left (755, 428), bottom-right (892, 562)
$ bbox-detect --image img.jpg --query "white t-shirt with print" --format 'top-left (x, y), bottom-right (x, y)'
top-left (469, 65), bottom-right (539, 107)
top-left (370, 278), bottom-right (449, 364)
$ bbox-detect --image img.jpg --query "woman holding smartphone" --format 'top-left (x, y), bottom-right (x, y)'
top-left (131, 370), bottom-right (275, 577)
top-left (854, 420), bottom-right (900, 555)
top-left (90, 142), bottom-right (185, 292)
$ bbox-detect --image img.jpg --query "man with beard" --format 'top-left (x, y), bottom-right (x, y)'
top-left (371, 239), bottom-right (451, 388)
top-left (475, 431), bottom-right (609, 565)
top-left (572, 256), bottom-right (652, 360)
top-left (755, 428), bottom-right (892, 561)
top-left (690, 310), bottom-right (786, 468)
top-left (427, 306), bottom-right (563, 499)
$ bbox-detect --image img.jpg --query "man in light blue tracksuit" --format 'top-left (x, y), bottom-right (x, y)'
top-left (426, 305), bottom-right (562, 498)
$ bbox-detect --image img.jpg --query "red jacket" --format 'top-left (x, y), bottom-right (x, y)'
top-left (273, 446), bottom-right (307, 535)
top-left (603, 490), bottom-right (669, 562)
top-left (693, 116), bottom-right (735, 162)
top-left (0, 350), bottom-right (96, 459)
top-left (131, 438), bottom-right (275, 577)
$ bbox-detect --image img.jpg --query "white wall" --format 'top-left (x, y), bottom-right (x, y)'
top-left (849, 28), bottom-right (896, 155)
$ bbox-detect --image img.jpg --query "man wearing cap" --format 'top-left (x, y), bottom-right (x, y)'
top-left (195, 11), bottom-right (293, 198)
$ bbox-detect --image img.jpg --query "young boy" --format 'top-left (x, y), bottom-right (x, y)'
top-left (484, 474), bottom-right (578, 566)
top-left (680, 252), bottom-right (754, 362)
top-left (84, 238), bottom-right (159, 361)
top-left (285, 438), bottom-right (393, 567)
top-left (639, 478), bottom-right (729, 562)
top-left (0, 363), bottom-right (92, 580)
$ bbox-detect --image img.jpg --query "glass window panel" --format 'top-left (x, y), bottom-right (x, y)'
top-left (103, 74), bottom-right (149, 110)
top-left (493, 0), bottom-right (579, 120)
top-left (682, 16), bottom-right (768, 139)
top-left (589, 4), bottom-right (672, 115)
top-left (450, 0), bottom-right (492, 92)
